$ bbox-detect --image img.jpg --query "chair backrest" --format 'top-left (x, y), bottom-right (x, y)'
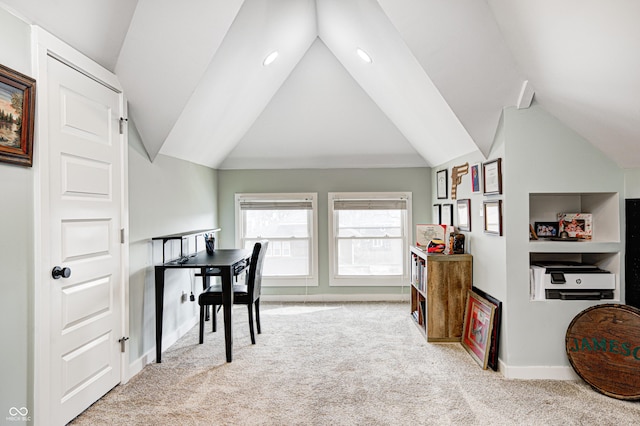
top-left (247, 240), bottom-right (268, 302)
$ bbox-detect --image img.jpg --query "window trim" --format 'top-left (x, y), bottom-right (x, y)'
top-left (235, 193), bottom-right (318, 287)
top-left (328, 192), bottom-right (412, 287)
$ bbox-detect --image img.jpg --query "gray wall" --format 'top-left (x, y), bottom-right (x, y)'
top-left (0, 9), bottom-right (34, 419)
top-left (503, 103), bottom-right (624, 369)
top-left (127, 121), bottom-right (219, 364)
top-left (218, 168), bottom-right (431, 298)
top-left (432, 102), bottom-right (625, 375)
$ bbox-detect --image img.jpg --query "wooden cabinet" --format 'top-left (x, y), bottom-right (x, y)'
top-left (410, 246), bottom-right (472, 342)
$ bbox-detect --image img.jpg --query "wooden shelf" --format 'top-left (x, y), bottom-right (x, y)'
top-left (410, 246), bottom-right (473, 342)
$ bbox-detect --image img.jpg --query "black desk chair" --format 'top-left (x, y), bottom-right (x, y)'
top-left (198, 240), bottom-right (268, 345)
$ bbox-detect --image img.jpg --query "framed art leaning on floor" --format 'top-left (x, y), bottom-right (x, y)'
top-left (461, 290), bottom-right (496, 369)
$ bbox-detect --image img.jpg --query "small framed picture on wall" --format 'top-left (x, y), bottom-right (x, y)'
top-left (484, 200), bottom-right (503, 235)
top-left (441, 203), bottom-right (453, 226)
top-left (433, 204), bottom-right (441, 225)
top-left (471, 164), bottom-right (481, 193)
top-left (457, 199), bottom-right (471, 231)
top-left (436, 169), bottom-right (448, 199)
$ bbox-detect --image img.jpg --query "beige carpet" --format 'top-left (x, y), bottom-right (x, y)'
top-left (70, 303), bottom-right (640, 425)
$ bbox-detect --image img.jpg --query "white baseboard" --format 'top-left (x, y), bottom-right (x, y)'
top-left (499, 359), bottom-right (580, 380)
top-left (261, 294), bottom-right (409, 303)
top-left (128, 348), bottom-right (156, 379)
top-left (127, 315), bottom-right (199, 379)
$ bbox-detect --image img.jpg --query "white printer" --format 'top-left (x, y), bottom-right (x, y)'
top-left (530, 261), bottom-right (615, 300)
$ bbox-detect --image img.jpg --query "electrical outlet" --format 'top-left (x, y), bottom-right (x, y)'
top-left (181, 291), bottom-right (188, 303)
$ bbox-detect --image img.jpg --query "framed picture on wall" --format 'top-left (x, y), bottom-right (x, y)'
top-left (441, 203), bottom-right (453, 226)
top-left (482, 158), bottom-right (502, 195)
top-left (471, 164), bottom-right (481, 193)
top-left (436, 169), bottom-right (448, 199)
top-left (432, 204), bottom-right (441, 225)
top-left (0, 63), bottom-right (36, 167)
top-left (457, 199), bottom-right (471, 231)
top-left (484, 200), bottom-right (503, 235)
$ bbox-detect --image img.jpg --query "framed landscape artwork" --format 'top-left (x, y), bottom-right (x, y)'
top-left (0, 63), bottom-right (36, 167)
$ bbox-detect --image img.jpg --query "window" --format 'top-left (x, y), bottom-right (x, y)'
top-left (236, 193), bottom-right (318, 287)
top-left (328, 192), bottom-right (411, 286)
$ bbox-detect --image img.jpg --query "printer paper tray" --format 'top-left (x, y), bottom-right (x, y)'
top-left (545, 289), bottom-right (614, 300)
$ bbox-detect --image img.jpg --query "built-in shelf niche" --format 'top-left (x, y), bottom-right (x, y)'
top-left (529, 192), bottom-right (620, 243)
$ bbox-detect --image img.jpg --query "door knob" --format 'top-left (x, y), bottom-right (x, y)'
top-left (52, 266), bottom-right (71, 279)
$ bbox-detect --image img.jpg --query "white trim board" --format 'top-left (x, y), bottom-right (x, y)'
top-left (498, 360), bottom-right (581, 381)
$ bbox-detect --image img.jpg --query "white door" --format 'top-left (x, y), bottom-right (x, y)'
top-left (46, 55), bottom-right (123, 425)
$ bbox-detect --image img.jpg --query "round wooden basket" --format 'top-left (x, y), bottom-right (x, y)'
top-left (566, 304), bottom-right (640, 400)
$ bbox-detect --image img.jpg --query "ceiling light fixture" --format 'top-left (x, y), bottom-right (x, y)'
top-left (356, 48), bottom-right (372, 64)
top-left (263, 51), bottom-right (279, 66)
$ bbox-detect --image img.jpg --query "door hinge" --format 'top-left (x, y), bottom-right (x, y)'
top-left (120, 228), bottom-right (125, 244)
top-left (118, 336), bottom-right (129, 353)
top-left (119, 117), bottom-right (128, 134)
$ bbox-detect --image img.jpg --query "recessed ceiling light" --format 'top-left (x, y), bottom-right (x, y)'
top-left (356, 48), bottom-right (372, 64)
top-left (263, 51), bottom-right (279, 66)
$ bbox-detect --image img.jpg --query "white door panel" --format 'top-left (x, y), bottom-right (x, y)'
top-left (61, 154), bottom-right (112, 199)
top-left (47, 55), bottom-right (123, 425)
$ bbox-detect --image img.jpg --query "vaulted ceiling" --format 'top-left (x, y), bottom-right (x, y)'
top-left (3, 0), bottom-right (639, 169)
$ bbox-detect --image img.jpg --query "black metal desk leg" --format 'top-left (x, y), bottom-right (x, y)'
top-left (154, 265), bottom-right (165, 363)
top-left (222, 267), bottom-right (234, 362)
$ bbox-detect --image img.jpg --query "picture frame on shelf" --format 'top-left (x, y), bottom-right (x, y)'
top-left (471, 164), bottom-right (481, 193)
top-left (482, 158), bottom-right (502, 195)
top-left (436, 169), bottom-right (448, 199)
top-left (457, 199), bottom-right (471, 231)
top-left (416, 224), bottom-right (447, 247)
top-left (534, 221), bottom-right (559, 238)
top-left (432, 204), bottom-right (441, 225)
top-left (441, 203), bottom-right (453, 226)
top-left (470, 287), bottom-right (501, 372)
top-left (483, 200), bottom-right (503, 235)
top-left (0, 63), bottom-right (36, 167)
top-left (557, 213), bottom-right (592, 239)
top-left (461, 290), bottom-right (496, 369)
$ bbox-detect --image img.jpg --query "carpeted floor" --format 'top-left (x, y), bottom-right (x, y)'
top-left (70, 303), bottom-right (640, 425)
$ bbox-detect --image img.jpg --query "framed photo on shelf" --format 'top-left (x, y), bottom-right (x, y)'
top-left (534, 221), bottom-right (559, 238)
top-left (471, 164), bottom-right (481, 193)
top-left (441, 203), bottom-right (453, 226)
top-left (471, 287), bottom-right (501, 371)
top-left (436, 169), bottom-right (448, 199)
top-left (461, 290), bottom-right (496, 370)
top-left (557, 213), bottom-right (592, 239)
top-left (482, 158), bottom-right (502, 195)
top-left (483, 200), bottom-right (503, 235)
top-left (457, 199), bottom-right (471, 231)
top-left (432, 204), bottom-right (441, 225)
top-left (0, 63), bottom-right (36, 167)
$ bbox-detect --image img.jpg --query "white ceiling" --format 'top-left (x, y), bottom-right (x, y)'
top-left (2, 0), bottom-right (638, 169)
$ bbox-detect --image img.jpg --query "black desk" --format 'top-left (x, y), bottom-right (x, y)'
top-left (154, 249), bottom-right (251, 363)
